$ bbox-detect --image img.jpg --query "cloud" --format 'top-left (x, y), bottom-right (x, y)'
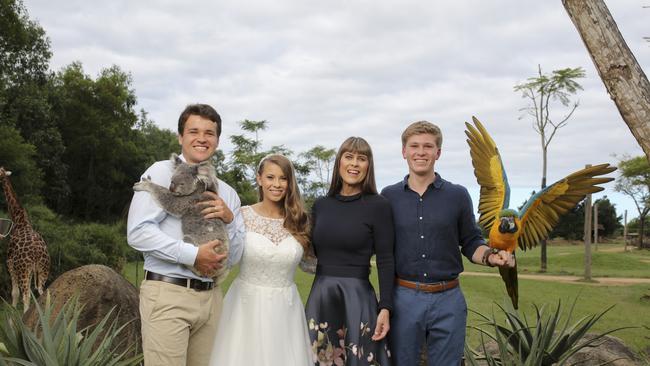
top-left (24, 0), bottom-right (648, 217)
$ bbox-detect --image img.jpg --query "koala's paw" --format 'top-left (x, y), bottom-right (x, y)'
top-left (133, 176), bottom-right (153, 192)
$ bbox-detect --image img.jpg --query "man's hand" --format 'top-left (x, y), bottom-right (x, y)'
top-left (194, 239), bottom-right (227, 275)
top-left (198, 191), bottom-right (234, 224)
top-left (489, 250), bottom-right (516, 268)
top-left (371, 309), bottom-right (390, 341)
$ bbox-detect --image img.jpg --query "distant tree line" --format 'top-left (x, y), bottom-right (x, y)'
top-left (615, 155), bottom-right (650, 248)
top-left (549, 196), bottom-right (622, 241)
top-left (513, 193), bottom-right (623, 242)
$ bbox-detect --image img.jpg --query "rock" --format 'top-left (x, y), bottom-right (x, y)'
top-left (23, 264), bottom-right (140, 356)
top-left (566, 334), bottom-right (642, 366)
top-left (469, 334), bottom-right (642, 366)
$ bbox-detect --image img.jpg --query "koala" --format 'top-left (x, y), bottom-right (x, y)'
top-left (133, 153), bottom-right (229, 282)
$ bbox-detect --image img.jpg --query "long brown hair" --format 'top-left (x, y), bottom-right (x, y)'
top-left (257, 154), bottom-right (310, 250)
top-left (327, 136), bottom-right (378, 197)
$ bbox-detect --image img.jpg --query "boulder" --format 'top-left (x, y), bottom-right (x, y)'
top-left (566, 334), bottom-right (642, 366)
top-left (468, 334), bottom-right (642, 365)
top-left (23, 264), bottom-right (140, 356)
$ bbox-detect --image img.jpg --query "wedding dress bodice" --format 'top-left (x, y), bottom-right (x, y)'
top-left (238, 206), bottom-right (304, 288)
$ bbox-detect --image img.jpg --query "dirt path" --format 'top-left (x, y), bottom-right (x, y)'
top-left (462, 271), bottom-right (650, 286)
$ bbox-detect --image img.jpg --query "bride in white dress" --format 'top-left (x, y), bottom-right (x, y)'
top-left (209, 154), bottom-right (313, 366)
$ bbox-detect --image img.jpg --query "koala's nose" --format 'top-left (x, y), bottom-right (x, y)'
top-left (169, 182), bottom-right (176, 192)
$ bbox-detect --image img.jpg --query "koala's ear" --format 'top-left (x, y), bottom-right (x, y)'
top-left (197, 162), bottom-right (218, 193)
top-left (196, 161), bottom-right (213, 176)
top-left (170, 153), bottom-right (182, 166)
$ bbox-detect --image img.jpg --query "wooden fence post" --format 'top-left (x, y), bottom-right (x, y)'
top-left (623, 210), bottom-right (627, 252)
top-left (584, 164), bottom-right (593, 281)
top-left (593, 202), bottom-right (599, 250)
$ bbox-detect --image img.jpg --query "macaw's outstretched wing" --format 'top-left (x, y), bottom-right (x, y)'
top-left (465, 116), bottom-right (510, 232)
top-left (517, 163), bottom-right (617, 250)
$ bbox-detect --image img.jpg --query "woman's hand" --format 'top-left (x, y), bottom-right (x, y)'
top-left (198, 191), bottom-right (234, 223)
top-left (371, 308), bottom-right (390, 341)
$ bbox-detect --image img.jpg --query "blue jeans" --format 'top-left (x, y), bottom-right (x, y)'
top-left (389, 284), bottom-right (467, 366)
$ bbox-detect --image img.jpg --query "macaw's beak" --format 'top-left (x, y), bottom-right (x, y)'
top-left (499, 217), bottom-right (518, 234)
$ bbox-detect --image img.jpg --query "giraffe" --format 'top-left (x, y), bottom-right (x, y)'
top-left (0, 167), bottom-right (50, 312)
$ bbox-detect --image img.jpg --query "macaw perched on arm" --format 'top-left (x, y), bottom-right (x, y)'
top-left (465, 116), bottom-right (616, 309)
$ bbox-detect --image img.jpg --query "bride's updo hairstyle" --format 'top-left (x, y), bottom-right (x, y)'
top-left (256, 154), bottom-right (310, 250)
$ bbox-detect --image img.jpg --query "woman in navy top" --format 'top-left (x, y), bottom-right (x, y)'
top-left (306, 136), bottom-right (395, 366)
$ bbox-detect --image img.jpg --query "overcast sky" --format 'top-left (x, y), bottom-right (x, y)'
top-left (23, 0), bottom-right (649, 221)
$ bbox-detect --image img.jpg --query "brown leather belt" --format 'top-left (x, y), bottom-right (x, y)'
top-left (396, 277), bottom-right (459, 293)
top-left (145, 271), bottom-right (214, 292)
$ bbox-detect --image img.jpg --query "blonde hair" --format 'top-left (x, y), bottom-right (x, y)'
top-left (257, 154), bottom-right (310, 250)
top-left (328, 137), bottom-right (377, 197)
top-left (401, 121), bottom-right (443, 148)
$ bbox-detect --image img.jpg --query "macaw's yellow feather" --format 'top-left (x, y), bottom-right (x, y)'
top-left (464, 117), bottom-right (508, 233)
top-left (517, 163), bottom-right (616, 250)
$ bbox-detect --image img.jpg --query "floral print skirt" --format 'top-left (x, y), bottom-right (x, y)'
top-left (305, 275), bottom-right (391, 366)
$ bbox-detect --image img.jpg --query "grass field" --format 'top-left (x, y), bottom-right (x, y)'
top-left (463, 240), bottom-right (650, 278)
top-left (122, 240), bottom-right (650, 353)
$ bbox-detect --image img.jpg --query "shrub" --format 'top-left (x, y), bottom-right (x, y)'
top-left (465, 298), bottom-right (625, 366)
top-left (0, 295), bottom-right (142, 365)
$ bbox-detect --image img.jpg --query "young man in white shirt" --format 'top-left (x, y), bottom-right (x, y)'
top-left (127, 104), bottom-right (244, 366)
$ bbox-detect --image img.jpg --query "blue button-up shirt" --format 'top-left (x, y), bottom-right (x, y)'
top-left (381, 173), bottom-right (484, 283)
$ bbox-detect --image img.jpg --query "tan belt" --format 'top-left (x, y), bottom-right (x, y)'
top-left (396, 277), bottom-right (459, 293)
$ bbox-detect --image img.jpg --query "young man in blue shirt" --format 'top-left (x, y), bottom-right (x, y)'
top-left (381, 121), bottom-right (514, 365)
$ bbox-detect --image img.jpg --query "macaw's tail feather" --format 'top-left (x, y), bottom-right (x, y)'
top-left (499, 264), bottom-right (519, 309)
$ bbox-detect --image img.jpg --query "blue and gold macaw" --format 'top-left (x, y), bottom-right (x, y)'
top-left (465, 117), bottom-right (616, 309)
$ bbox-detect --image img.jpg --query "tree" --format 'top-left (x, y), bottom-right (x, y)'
top-left (615, 155), bottom-right (650, 248)
top-left (229, 119), bottom-right (268, 182)
top-left (0, 0), bottom-right (67, 208)
top-left (550, 196), bottom-right (622, 240)
top-left (514, 66), bottom-right (585, 189)
top-left (240, 119), bottom-right (267, 150)
top-left (563, 0), bottom-right (650, 163)
top-left (300, 145), bottom-right (336, 198)
top-left (135, 109), bottom-right (179, 166)
top-left (625, 216), bottom-right (640, 234)
top-left (593, 196), bottom-right (623, 238)
top-left (514, 65), bottom-right (585, 271)
top-left (0, 125), bottom-right (43, 204)
top-left (51, 62), bottom-right (142, 220)
top-left (0, 0), bottom-right (51, 88)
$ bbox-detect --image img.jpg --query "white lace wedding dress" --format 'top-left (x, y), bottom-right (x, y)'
top-left (209, 206), bottom-right (313, 366)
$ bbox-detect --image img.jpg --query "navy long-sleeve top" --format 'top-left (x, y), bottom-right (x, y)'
top-left (311, 193), bottom-right (395, 312)
top-left (381, 174), bottom-right (485, 283)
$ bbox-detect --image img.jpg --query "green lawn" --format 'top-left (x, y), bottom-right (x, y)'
top-left (463, 240), bottom-right (650, 278)
top-left (461, 275), bottom-right (650, 353)
top-left (122, 242), bottom-right (650, 353)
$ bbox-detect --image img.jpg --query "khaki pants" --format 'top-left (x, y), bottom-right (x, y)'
top-left (139, 279), bottom-right (223, 366)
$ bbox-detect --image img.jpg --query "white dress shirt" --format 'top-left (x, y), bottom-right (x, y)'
top-left (127, 154), bottom-right (245, 281)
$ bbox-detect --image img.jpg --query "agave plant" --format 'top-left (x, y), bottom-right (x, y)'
top-left (0, 294), bottom-right (142, 366)
top-left (464, 298), bottom-right (626, 366)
